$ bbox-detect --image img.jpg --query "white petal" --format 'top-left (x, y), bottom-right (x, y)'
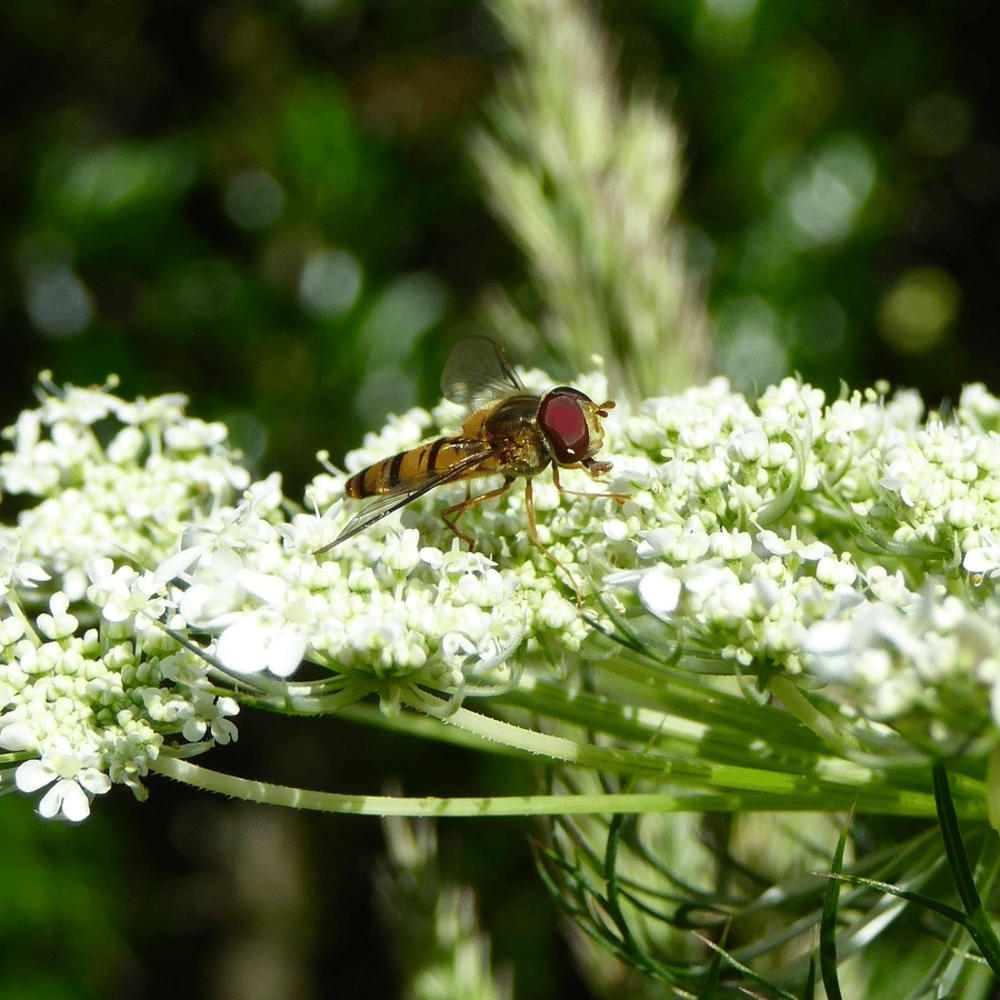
top-left (101, 597), bottom-right (133, 623)
top-left (604, 568), bottom-right (644, 589)
top-left (211, 719), bottom-right (239, 744)
top-left (52, 779), bottom-right (92, 822)
top-left (14, 561), bottom-right (50, 587)
top-left (800, 541), bottom-right (834, 561)
top-left (86, 556), bottom-right (117, 585)
top-left (758, 530), bottom-right (790, 556)
top-left (182, 717), bottom-right (208, 742)
top-left (77, 768), bottom-right (112, 796)
top-left (638, 566), bottom-right (682, 618)
top-left (964, 548), bottom-right (998, 576)
top-left (49, 591), bottom-right (71, 616)
top-left (802, 619), bottom-right (852, 656)
top-left (37, 783), bottom-right (64, 819)
top-left (179, 582), bottom-right (246, 628)
top-left (15, 758), bottom-right (56, 793)
top-left (603, 518), bottom-right (629, 541)
top-left (153, 544), bottom-right (207, 585)
top-left (266, 627), bottom-right (308, 678)
top-left (0, 723), bottom-right (37, 752)
top-left (237, 570), bottom-right (288, 606)
top-left (217, 618), bottom-right (271, 674)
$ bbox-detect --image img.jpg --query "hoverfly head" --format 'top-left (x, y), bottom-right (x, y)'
top-left (538, 387), bottom-right (614, 467)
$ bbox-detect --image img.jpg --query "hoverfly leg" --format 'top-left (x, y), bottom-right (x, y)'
top-left (551, 464), bottom-right (629, 505)
top-left (442, 477), bottom-right (516, 550)
top-left (524, 477), bottom-right (584, 609)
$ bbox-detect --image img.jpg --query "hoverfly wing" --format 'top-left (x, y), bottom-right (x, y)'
top-left (441, 336), bottom-right (525, 410)
top-left (320, 442), bottom-right (494, 551)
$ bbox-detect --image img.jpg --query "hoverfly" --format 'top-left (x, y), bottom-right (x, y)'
top-left (318, 337), bottom-right (618, 593)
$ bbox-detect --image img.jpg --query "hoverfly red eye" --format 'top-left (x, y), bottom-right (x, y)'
top-left (539, 388), bottom-right (591, 464)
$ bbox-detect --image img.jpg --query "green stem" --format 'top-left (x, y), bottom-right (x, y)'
top-left (149, 754), bottom-right (974, 818)
top-left (769, 675), bottom-right (862, 754)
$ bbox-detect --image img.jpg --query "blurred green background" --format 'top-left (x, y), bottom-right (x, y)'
top-left (2, 1), bottom-right (997, 998)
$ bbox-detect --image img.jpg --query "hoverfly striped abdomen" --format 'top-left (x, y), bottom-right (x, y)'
top-left (344, 437), bottom-right (488, 499)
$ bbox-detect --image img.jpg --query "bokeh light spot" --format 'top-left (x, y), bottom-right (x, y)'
top-left (25, 267), bottom-right (93, 339)
top-left (354, 369), bottom-right (418, 426)
top-left (785, 136), bottom-right (876, 247)
top-left (877, 267), bottom-right (959, 354)
top-left (352, 273), bottom-right (449, 425)
top-left (702, 0), bottom-right (758, 24)
top-left (359, 273), bottom-right (449, 366)
top-left (716, 296), bottom-right (788, 390)
top-left (223, 169), bottom-right (285, 230)
top-left (60, 141), bottom-right (195, 214)
top-left (299, 249), bottom-right (364, 319)
top-left (221, 410), bottom-right (269, 467)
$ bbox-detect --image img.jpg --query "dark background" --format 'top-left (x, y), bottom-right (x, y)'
top-left (2, 1), bottom-right (997, 998)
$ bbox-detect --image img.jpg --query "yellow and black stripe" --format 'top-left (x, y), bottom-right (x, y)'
top-left (345, 438), bottom-right (493, 498)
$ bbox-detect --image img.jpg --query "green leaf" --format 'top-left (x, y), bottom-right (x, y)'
top-left (934, 763), bottom-right (1000, 976)
top-left (819, 815), bottom-right (851, 1000)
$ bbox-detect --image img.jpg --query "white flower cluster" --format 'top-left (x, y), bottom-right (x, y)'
top-left (165, 470), bottom-right (545, 708)
top-left (6, 366), bottom-right (1000, 821)
top-left (1, 373), bottom-right (251, 600)
top-left (608, 377), bottom-right (1000, 747)
top-left (0, 568), bottom-right (238, 822)
top-left (1, 377), bottom-right (247, 820)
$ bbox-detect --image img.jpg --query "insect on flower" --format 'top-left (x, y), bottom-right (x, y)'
top-left (317, 337), bottom-right (621, 596)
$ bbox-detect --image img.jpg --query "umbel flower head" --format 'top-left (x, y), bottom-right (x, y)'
top-left (0, 375), bottom-right (247, 820)
top-left (4, 367), bottom-right (1000, 825)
